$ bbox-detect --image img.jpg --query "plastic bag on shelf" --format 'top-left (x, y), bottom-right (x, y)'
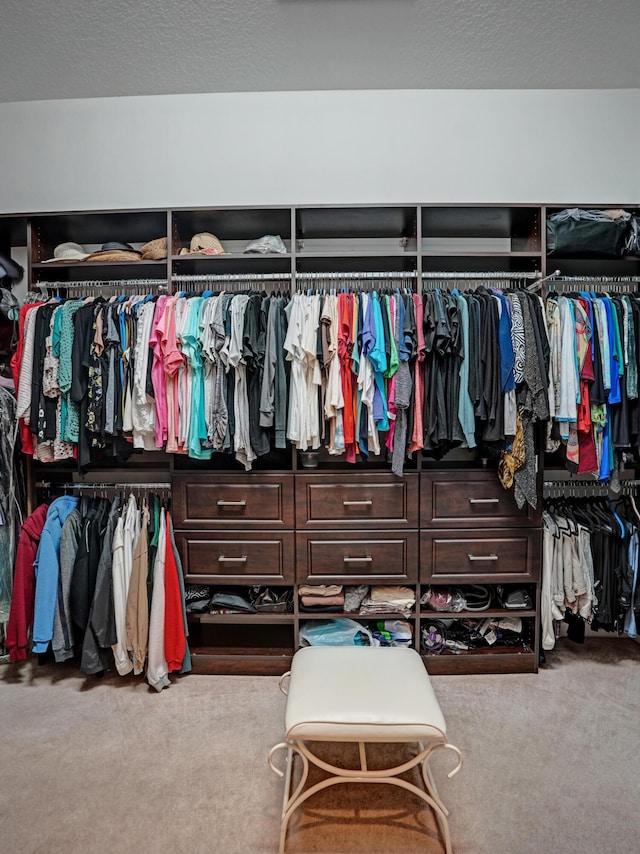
top-left (625, 216), bottom-right (640, 255)
top-left (243, 234), bottom-right (287, 254)
top-left (547, 208), bottom-right (630, 256)
top-left (344, 584), bottom-right (369, 612)
top-left (299, 618), bottom-right (376, 647)
top-left (373, 619), bottom-right (413, 647)
top-left (421, 587), bottom-right (466, 612)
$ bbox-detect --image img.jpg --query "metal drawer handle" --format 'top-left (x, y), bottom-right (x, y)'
top-left (468, 498), bottom-right (500, 505)
top-left (343, 500), bottom-right (373, 506)
top-left (218, 555), bottom-right (248, 563)
top-left (343, 555), bottom-right (373, 563)
top-left (217, 500), bottom-right (247, 507)
top-left (467, 553), bottom-right (498, 562)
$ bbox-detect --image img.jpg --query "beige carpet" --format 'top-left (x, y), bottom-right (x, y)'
top-left (1, 639), bottom-right (639, 854)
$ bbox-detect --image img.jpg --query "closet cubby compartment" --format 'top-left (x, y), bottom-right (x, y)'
top-left (295, 206), bottom-right (417, 272)
top-left (421, 205), bottom-right (541, 274)
top-left (188, 622), bottom-right (295, 675)
top-left (29, 210), bottom-right (168, 270)
top-left (0, 215), bottom-right (27, 258)
top-left (420, 620), bottom-right (537, 675)
top-left (544, 204), bottom-right (640, 277)
top-left (171, 206), bottom-right (292, 276)
top-left (419, 583), bottom-right (537, 619)
top-left (421, 205), bottom-right (541, 254)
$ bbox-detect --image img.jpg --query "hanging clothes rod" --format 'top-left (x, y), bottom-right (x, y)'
top-left (172, 272), bottom-right (291, 283)
top-left (554, 275), bottom-right (640, 283)
top-left (296, 271), bottom-right (416, 281)
top-left (35, 481), bottom-right (171, 491)
top-left (543, 478), bottom-right (640, 494)
top-left (36, 278), bottom-right (168, 293)
top-left (36, 278), bottom-right (168, 288)
top-left (421, 270), bottom-right (541, 280)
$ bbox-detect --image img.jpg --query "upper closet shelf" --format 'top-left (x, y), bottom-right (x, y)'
top-left (421, 250), bottom-right (541, 258)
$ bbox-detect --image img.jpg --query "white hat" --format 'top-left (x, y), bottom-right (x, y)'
top-left (42, 242), bottom-right (90, 263)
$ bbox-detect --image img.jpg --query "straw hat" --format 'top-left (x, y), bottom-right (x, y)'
top-left (179, 232), bottom-right (226, 256)
top-left (85, 249), bottom-right (142, 263)
top-left (140, 237), bottom-right (168, 260)
top-left (42, 242), bottom-right (90, 262)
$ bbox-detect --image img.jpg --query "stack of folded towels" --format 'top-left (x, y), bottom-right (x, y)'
top-left (298, 584), bottom-right (345, 612)
top-left (358, 585), bottom-right (415, 618)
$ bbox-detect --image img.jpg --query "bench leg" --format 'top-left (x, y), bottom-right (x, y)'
top-left (271, 739), bottom-right (456, 854)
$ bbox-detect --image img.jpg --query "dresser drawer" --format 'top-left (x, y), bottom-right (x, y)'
top-left (421, 471), bottom-right (540, 527)
top-left (175, 532), bottom-right (295, 583)
top-left (172, 474), bottom-right (294, 529)
top-left (420, 529), bottom-right (540, 583)
top-left (296, 473), bottom-right (418, 528)
top-left (296, 532), bottom-right (418, 584)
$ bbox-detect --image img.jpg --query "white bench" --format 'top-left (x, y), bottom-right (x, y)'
top-left (269, 646), bottom-right (462, 853)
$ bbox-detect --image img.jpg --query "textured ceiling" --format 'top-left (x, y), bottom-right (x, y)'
top-left (1, 0), bottom-right (639, 103)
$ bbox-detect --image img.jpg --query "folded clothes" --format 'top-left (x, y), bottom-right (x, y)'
top-left (359, 585), bottom-right (415, 618)
top-left (298, 603), bottom-right (346, 613)
top-left (301, 594), bottom-right (345, 608)
top-left (359, 599), bottom-right (414, 618)
top-left (369, 585), bottom-right (415, 605)
top-left (298, 584), bottom-right (343, 597)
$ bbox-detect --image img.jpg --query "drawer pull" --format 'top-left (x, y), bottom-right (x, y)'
top-left (343, 555), bottom-right (373, 563)
top-left (468, 498), bottom-right (500, 505)
top-left (217, 500), bottom-right (247, 507)
top-left (218, 555), bottom-right (248, 563)
top-left (342, 500), bottom-right (373, 507)
top-left (467, 553), bottom-right (498, 562)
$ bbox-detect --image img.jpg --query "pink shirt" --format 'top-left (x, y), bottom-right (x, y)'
top-left (149, 296), bottom-right (169, 448)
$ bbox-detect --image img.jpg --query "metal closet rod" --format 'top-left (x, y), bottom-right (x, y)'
top-left (543, 478), bottom-right (640, 484)
top-left (296, 271), bottom-right (416, 280)
top-left (421, 270), bottom-right (540, 280)
top-left (554, 275), bottom-right (640, 283)
top-left (36, 278), bottom-right (168, 290)
top-left (35, 481), bottom-right (171, 491)
top-left (172, 272), bottom-right (290, 283)
top-left (543, 482), bottom-right (605, 498)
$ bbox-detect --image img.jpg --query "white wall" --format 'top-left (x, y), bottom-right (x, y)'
top-left (0, 89), bottom-right (638, 214)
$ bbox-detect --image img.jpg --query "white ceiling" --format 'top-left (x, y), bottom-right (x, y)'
top-left (1, 0), bottom-right (639, 103)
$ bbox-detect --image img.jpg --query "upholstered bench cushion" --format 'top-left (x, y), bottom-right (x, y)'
top-left (284, 646), bottom-right (446, 743)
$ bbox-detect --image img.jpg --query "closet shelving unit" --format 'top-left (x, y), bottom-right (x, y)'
top-left (4, 201), bottom-right (637, 675)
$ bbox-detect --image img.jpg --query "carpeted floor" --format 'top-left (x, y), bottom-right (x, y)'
top-left (1, 638), bottom-right (639, 854)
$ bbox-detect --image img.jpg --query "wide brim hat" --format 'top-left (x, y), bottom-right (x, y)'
top-left (101, 241), bottom-right (139, 253)
top-left (179, 232), bottom-right (226, 256)
top-left (85, 249), bottom-right (142, 263)
top-left (140, 237), bottom-right (168, 260)
top-left (42, 242), bottom-right (90, 262)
